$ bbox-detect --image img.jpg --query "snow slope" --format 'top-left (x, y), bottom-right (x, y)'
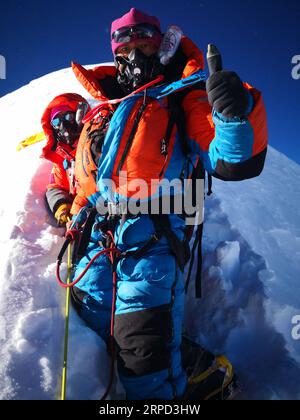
top-left (0, 66), bottom-right (299, 400)
top-left (0, 66), bottom-right (111, 400)
top-left (185, 147), bottom-right (300, 400)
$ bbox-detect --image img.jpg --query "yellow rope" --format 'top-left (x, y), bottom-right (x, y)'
top-left (60, 241), bottom-right (72, 400)
top-left (16, 131), bottom-right (45, 151)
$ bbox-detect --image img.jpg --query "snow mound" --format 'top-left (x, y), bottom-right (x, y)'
top-left (185, 149), bottom-right (300, 400)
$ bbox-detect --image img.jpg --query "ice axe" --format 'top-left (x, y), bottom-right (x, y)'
top-left (207, 44), bottom-right (223, 76)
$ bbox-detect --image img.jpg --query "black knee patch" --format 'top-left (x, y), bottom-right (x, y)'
top-left (115, 304), bottom-right (173, 377)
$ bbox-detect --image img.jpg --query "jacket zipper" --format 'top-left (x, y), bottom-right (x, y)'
top-left (116, 94), bottom-right (148, 176)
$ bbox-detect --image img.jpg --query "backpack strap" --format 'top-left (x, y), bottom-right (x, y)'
top-left (73, 207), bottom-right (98, 263)
top-left (184, 169), bottom-right (213, 298)
top-left (150, 214), bottom-right (190, 272)
top-left (207, 173), bottom-right (213, 197)
top-left (167, 91), bottom-right (190, 158)
top-left (185, 222), bottom-right (204, 298)
top-left (166, 86), bottom-right (214, 299)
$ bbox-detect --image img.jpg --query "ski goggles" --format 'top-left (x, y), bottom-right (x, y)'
top-left (112, 23), bottom-right (161, 44)
top-left (51, 111), bottom-right (76, 129)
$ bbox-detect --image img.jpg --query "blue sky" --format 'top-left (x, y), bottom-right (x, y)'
top-left (1, 0), bottom-right (300, 163)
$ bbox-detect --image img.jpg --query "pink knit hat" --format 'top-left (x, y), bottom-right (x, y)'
top-left (50, 105), bottom-right (71, 121)
top-left (111, 8), bottom-right (162, 55)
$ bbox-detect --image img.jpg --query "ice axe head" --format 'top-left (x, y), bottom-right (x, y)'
top-left (207, 44), bottom-right (223, 76)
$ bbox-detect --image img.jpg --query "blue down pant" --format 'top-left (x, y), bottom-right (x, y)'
top-left (72, 214), bottom-right (187, 399)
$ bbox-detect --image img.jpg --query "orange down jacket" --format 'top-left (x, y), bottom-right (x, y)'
top-left (71, 36), bottom-right (268, 211)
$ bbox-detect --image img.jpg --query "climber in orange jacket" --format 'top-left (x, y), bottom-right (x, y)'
top-left (69, 8), bottom-right (268, 400)
top-left (41, 93), bottom-right (90, 225)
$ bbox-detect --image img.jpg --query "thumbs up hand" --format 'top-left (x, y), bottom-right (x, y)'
top-left (206, 44), bottom-right (250, 119)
